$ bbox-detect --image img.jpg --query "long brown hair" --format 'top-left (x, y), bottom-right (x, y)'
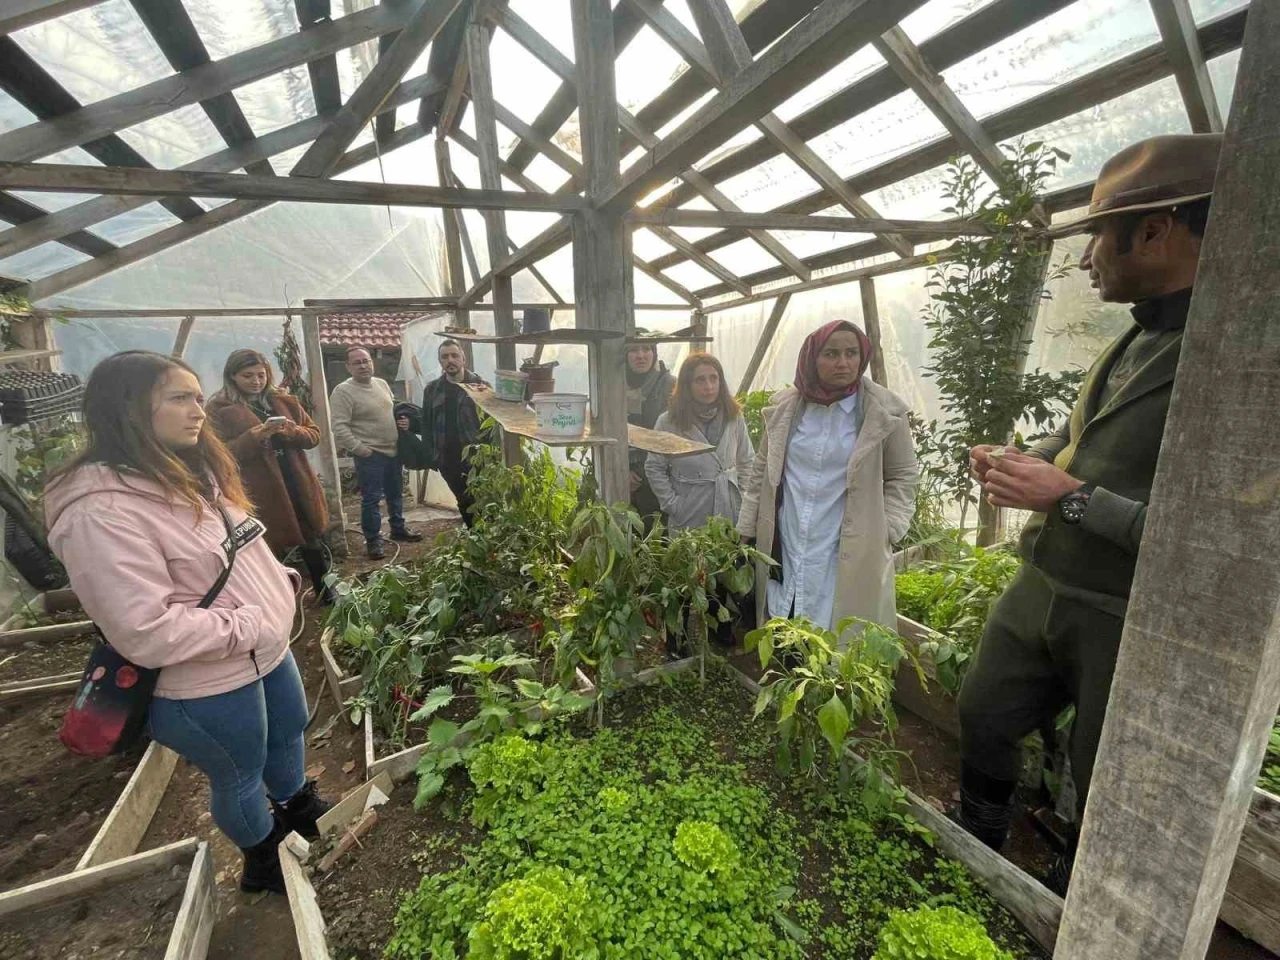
top-left (219, 348), bottom-right (276, 405)
top-left (668, 352), bottom-right (740, 431)
top-left (48, 351), bottom-right (251, 515)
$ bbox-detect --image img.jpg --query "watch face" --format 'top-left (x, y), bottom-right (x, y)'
top-left (1060, 494), bottom-right (1088, 524)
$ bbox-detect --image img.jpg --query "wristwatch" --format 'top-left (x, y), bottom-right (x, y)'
top-left (1058, 484), bottom-right (1095, 525)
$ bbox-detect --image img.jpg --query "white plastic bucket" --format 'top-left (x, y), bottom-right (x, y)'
top-left (492, 369), bottom-right (529, 402)
top-left (531, 393), bottom-right (589, 438)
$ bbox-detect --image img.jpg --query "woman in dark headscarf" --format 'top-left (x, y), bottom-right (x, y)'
top-left (625, 333), bottom-right (675, 525)
top-left (737, 320), bottom-right (917, 632)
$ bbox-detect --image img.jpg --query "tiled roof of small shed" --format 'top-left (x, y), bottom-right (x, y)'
top-left (318, 314), bottom-right (417, 349)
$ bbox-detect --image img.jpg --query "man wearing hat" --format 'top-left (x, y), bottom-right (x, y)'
top-left (954, 134), bottom-right (1222, 889)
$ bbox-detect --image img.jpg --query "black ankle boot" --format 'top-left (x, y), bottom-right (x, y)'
top-left (239, 815), bottom-right (289, 894)
top-left (270, 779), bottom-right (333, 840)
top-left (299, 546), bottom-right (334, 605)
top-left (953, 762), bottom-right (1018, 851)
top-left (1041, 827), bottom-right (1078, 896)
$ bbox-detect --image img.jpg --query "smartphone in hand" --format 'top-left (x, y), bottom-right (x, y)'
top-left (265, 416), bottom-right (288, 425)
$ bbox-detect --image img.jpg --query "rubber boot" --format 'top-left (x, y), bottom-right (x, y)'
top-left (953, 762), bottom-right (1018, 851)
top-left (270, 779), bottom-right (333, 841)
top-left (299, 546), bottom-right (334, 606)
top-left (239, 815), bottom-right (289, 894)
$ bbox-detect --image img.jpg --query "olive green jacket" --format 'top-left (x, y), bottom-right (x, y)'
top-left (1018, 324), bottom-right (1184, 603)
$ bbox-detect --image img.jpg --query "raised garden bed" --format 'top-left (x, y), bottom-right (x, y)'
top-left (0, 836), bottom-right (214, 960)
top-left (890, 613), bottom-right (1280, 956)
top-left (300, 667), bottom-right (1051, 959)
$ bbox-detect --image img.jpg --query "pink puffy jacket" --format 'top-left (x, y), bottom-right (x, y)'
top-left (46, 464), bottom-right (299, 699)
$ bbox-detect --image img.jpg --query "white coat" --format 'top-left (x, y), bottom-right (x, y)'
top-left (737, 380), bottom-right (918, 631)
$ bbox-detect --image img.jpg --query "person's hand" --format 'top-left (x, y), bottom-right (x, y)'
top-left (982, 452), bottom-right (1083, 512)
top-left (250, 421), bottom-right (286, 439)
top-left (396, 415), bottom-right (410, 432)
top-left (629, 471), bottom-right (643, 494)
top-left (969, 443), bottom-right (1020, 482)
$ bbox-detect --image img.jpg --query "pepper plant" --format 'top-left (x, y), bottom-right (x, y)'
top-left (746, 616), bottom-right (920, 816)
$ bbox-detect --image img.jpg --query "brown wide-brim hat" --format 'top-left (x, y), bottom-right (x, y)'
top-left (1047, 133), bottom-right (1222, 238)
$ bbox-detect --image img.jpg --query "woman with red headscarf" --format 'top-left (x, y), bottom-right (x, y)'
top-left (738, 320), bottom-right (917, 632)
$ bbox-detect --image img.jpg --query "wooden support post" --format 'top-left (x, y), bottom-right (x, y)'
top-left (171, 315), bottom-right (196, 358)
top-left (463, 13), bottom-right (520, 465)
top-left (571, 0), bottom-right (631, 505)
top-left (858, 277), bottom-right (888, 388)
top-left (1056, 5), bottom-right (1280, 955)
top-left (736, 294), bottom-right (789, 395)
top-left (434, 138), bottom-right (472, 368)
top-left (301, 313), bottom-right (349, 555)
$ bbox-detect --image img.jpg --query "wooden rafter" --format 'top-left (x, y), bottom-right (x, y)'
top-left (0, 162), bottom-right (587, 212)
top-left (294, 0), bottom-right (343, 117)
top-left (0, 35), bottom-right (204, 222)
top-left (736, 293), bottom-right (790, 394)
top-left (492, 5), bottom-right (811, 282)
top-left (448, 127), bottom-right (698, 305)
top-left (0, 0), bottom-right (106, 36)
top-left (459, 219), bottom-right (571, 307)
top-left (129, 0), bottom-right (274, 177)
top-left (21, 125), bottom-right (436, 301)
top-left (637, 0), bottom-right (913, 258)
top-left (0, 74), bottom-right (445, 261)
top-left (0, 190), bottom-right (114, 257)
top-left (601, 0), bottom-right (929, 217)
top-left (649, 6), bottom-right (1249, 292)
top-left (1149, 0), bottom-right (1224, 133)
top-left (292, 0), bottom-right (464, 178)
top-left (0, 0), bottom-right (434, 163)
top-left (654, 0), bottom-right (1072, 212)
top-left (628, 209), bottom-right (994, 238)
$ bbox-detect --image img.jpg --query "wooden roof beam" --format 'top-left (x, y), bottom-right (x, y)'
top-left (0, 0), bottom-right (106, 36)
top-left (0, 35), bottom-right (204, 222)
top-left (129, 0), bottom-right (274, 176)
top-left (0, 190), bottom-right (115, 257)
top-left (628, 209), bottom-right (994, 238)
top-left (19, 124), bottom-right (434, 303)
top-left (458, 218), bottom-right (571, 308)
top-left (292, 0), bottom-right (463, 178)
top-left (294, 0), bottom-right (343, 117)
top-left (600, 0), bottom-right (929, 218)
top-left (633, 0), bottom-right (914, 258)
top-left (0, 73), bottom-right (445, 261)
top-left (0, 0), bottom-right (436, 163)
top-left (450, 126), bottom-right (708, 301)
top-left (646, 6), bottom-right (1248, 281)
top-left (0, 161), bottom-right (587, 212)
top-left (1149, 0), bottom-right (1224, 133)
top-left (492, 5), bottom-right (811, 282)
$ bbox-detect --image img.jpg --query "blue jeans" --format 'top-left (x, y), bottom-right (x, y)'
top-left (149, 652), bottom-right (308, 848)
top-left (354, 451), bottom-right (405, 544)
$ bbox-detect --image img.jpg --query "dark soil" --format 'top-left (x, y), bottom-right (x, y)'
top-left (0, 636), bottom-right (95, 686)
top-left (0, 862), bottom-right (187, 960)
top-left (0, 694), bottom-right (144, 892)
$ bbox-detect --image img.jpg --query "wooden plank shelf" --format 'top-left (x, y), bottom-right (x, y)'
top-left (436, 328), bottom-right (623, 346)
top-left (464, 386), bottom-right (616, 448)
top-left (464, 385), bottom-right (711, 458)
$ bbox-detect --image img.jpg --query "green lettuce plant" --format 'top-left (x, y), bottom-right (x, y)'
top-left (467, 865), bottom-right (599, 960)
top-left (873, 905), bottom-right (1013, 960)
top-left (674, 820), bottom-right (739, 875)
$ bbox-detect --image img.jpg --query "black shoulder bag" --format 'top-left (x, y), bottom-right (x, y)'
top-left (60, 504), bottom-right (240, 758)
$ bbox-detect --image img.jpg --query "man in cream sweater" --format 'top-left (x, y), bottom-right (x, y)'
top-left (330, 347), bottom-right (421, 559)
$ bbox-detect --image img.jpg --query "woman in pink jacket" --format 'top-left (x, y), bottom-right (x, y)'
top-left (46, 351), bottom-right (332, 895)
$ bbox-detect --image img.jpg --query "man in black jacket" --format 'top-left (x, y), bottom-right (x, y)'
top-left (397, 339), bottom-right (487, 526)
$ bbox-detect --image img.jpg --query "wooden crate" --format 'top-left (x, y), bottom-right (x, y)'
top-left (0, 837), bottom-right (215, 960)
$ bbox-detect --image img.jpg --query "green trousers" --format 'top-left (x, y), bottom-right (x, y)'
top-left (957, 564), bottom-right (1125, 818)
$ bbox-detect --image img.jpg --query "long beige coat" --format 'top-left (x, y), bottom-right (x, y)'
top-left (737, 380), bottom-right (918, 631)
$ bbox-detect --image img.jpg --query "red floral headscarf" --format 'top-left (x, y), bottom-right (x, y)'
top-left (794, 320), bottom-right (873, 406)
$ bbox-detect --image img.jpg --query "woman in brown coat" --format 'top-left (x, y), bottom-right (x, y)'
top-left (207, 349), bottom-right (333, 603)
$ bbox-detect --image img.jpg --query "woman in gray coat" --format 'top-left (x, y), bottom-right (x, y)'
top-left (645, 353), bottom-right (754, 533)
